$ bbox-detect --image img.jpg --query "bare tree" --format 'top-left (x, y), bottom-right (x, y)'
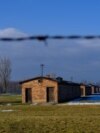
top-left (0, 57), bottom-right (11, 93)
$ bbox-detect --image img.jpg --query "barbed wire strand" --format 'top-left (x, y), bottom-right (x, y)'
top-left (0, 35), bottom-right (100, 42)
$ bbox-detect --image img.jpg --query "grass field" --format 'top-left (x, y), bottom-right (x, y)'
top-left (0, 95), bottom-right (100, 133)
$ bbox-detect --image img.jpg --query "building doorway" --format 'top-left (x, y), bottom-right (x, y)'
top-left (46, 87), bottom-right (55, 102)
top-left (25, 88), bottom-right (32, 103)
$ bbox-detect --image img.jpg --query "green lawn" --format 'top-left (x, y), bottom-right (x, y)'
top-left (0, 94), bottom-right (21, 105)
top-left (0, 95), bottom-right (100, 133)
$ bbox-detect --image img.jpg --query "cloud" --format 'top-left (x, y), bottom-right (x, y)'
top-left (0, 28), bottom-right (27, 37)
top-left (76, 39), bottom-right (100, 49)
top-left (0, 28), bottom-right (100, 82)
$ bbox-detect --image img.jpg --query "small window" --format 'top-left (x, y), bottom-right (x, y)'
top-left (38, 79), bottom-right (43, 83)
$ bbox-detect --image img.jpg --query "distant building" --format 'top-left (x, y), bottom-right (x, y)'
top-left (20, 76), bottom-right (82, 104)
top-left (20, 76), bottom-right (100, 104)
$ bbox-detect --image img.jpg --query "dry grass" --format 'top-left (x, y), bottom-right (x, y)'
top-left (0, 95), bottom-right (100, 133)
top-left (0, 94), bottom-right (21, 105)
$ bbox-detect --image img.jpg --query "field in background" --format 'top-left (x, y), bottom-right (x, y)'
top-left (0, 95), bottom-right (100, 133)
top-left (0, 94), bottom-right (21, 105)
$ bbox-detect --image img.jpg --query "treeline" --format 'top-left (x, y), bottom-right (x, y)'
top-left (0, 81), bottom-right (21, 94)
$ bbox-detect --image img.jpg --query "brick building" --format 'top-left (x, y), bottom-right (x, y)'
top-left (80, 84), bottom-right (96, 97)
top-left (20, 76), bottom-right (82, 104)
top-left (94, 85), bottom-right (100, 93)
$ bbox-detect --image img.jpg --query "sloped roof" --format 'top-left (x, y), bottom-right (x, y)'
top-left (19, 76), bottom-right (57, 84)
top-left (19, 76), bottom-right (86, 87)
top-left (58, 80), bottom-right (81, 86)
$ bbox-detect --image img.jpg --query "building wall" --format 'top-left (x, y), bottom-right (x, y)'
top-left (86, 86), bottom-right (92, 95)
top-left (21, 79), bottom-right (58, 104)
top-left (91, 86), bottom-right (95, 94)
top-left (80, 85), bottom-right (93, 96)
top-left (99, 88), bottom-right (100, 93)
top-left (96, 87), bottom-right (98, 93)
top-left (96, 87), bottom-right (100, 93)
top-left (58, 84), bottom-right (81, 102)
top-left (80, 85), bottom-right (86, 96)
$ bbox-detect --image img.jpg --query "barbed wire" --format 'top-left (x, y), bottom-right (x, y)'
top-left (0, 35), bottom-right (100, 42)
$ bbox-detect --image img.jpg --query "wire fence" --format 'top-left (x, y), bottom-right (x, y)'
top-left (0, 35), bottom-right (100, 42)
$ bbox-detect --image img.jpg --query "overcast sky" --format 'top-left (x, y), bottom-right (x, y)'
top-left (0, 0), bottom-right (100, 83)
